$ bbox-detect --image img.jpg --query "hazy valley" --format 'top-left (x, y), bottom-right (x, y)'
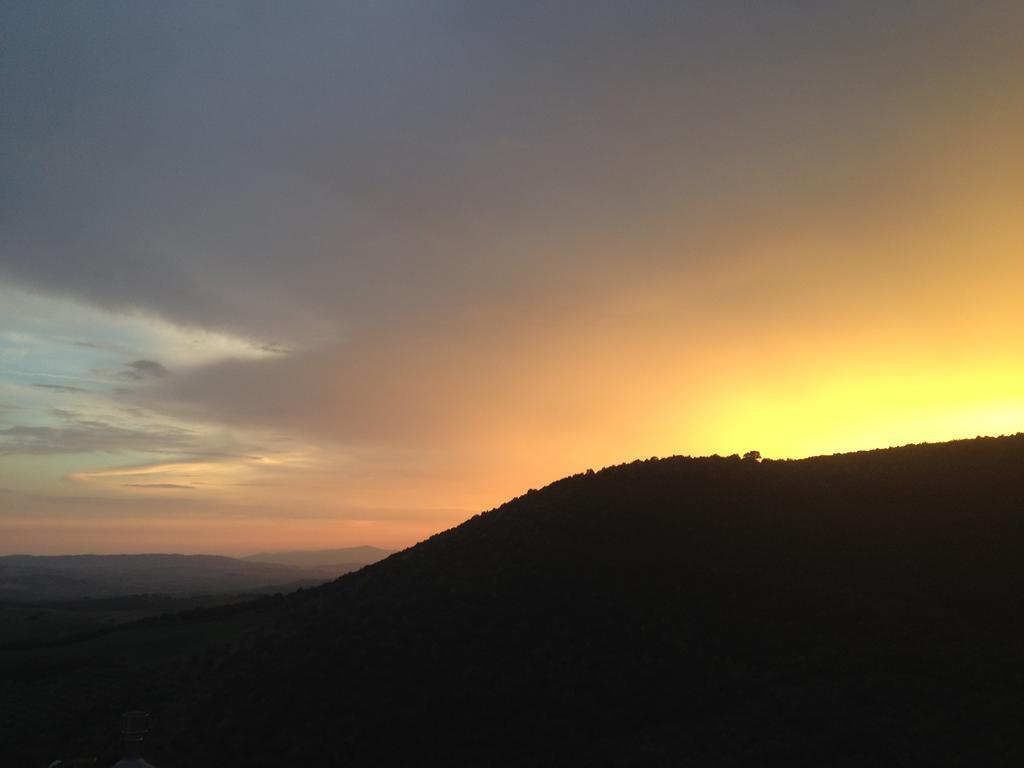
top-left (0, 547), bottom-right (393, 646)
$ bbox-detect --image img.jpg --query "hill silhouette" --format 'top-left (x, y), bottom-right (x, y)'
top-left (5, 435), bottom-right (1024, 765)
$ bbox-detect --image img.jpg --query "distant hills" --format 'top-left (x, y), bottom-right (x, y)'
top-left (0, 553), bottom-right (309, 603)
top-left (0, 549), bottom-right (394, 646)
top-left (0, 549), bottom-right (391, 603)
top-left (242, 545), bottom-right (395, 569)
top-left (5, 435), bottom-right (1024, 765)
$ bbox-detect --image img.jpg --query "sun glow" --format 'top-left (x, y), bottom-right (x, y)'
top-left (694, 361), bottom-right (1024, 460)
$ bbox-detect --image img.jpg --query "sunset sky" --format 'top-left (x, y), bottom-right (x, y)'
top-left (2, 2), bottom-right (1022, 554)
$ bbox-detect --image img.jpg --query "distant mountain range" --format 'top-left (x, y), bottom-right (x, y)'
top-left (242, 545), bottom-right (395, 569)
top-left (0, 548), bottom-right (393, 602)
top-left (5, 435), bottom-right (1024, 765)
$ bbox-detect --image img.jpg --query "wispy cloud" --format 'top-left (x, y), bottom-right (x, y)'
top-left (118, 359), bottom-right (169, 381)
top-left (124, 482), bottom-right (194, 489)
top-left (32, 383), bottom-right (89, 394)
top-left (0, 421), bottom-right (196, 455)
top-left (66, 448), bottom-right (318, 500)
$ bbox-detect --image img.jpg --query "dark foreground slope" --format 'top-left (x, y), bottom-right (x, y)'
top-left (7, 435), bottom-right (1024, 766)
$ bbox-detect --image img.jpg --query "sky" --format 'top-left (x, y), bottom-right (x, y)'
top-left (2, 1), bottom-right (1023, 555)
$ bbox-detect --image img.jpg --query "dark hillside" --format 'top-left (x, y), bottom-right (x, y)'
top-left (6, 435), bottom-right (1024, 765)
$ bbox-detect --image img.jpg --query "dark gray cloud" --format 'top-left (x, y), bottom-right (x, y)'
top-left (117, 406), bottom-right (152, 418)
top-left (119, 360), bottom-right (169, 381)
top-left (4, 2), bottom-right (1017, 343)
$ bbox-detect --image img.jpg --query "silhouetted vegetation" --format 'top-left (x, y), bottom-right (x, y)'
top-left (4, 435), bottom-right (1024, 765)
